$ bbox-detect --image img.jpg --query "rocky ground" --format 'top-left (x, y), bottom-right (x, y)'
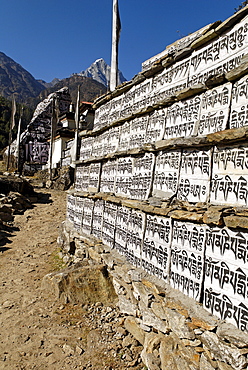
top-left (0, 188), bottom-right (145, 370)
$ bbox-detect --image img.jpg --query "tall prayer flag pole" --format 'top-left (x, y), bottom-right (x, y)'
top-left (110, 0), bottom-right (121, 92)
top-left (72, 85), bottom-right (80, 168)
top-left (7, 96), bottom-right (16, 171)
top-left (16, 106), bottom-right (23, 174)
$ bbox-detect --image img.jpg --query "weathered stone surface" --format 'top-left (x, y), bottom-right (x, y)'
top-left (42, 263), bottom-right (117, 305)
top-left (205, 73), bottom-right (227, 88)
top-left (118, 295), bottom-right (138, 316)
top-left (217, 361), bottom-right (237, 370)
top-left (223, 215), bottom-right (248, 229)
top-left (190, 29), bottom-right (218, 49)
top-left (133, 281), bottom-right (154, 306)
top-left (163, 307), bottom-right (195, 339)
top-left (168, 209), bottom-right (204, 223)
top-left (200, 353), bottom-right (217, 370)
top-left (124, 316), bottom-right (145, 345)
top-left (175, 84), bottom-right (207, 101)
top-left (200, 331), bottom-right (247, 370)
top-left (226, 54), bottom-right (248, 82)
top-left (139, 300), bottom-right (169, 334)
top-left (216, 322), bottom-right (248, 348)
top-left (141, 350), bottom-right (161, 370)
top-left (0, 176), bottom-right (34, 196)
top-left (203, 208), bottom-right (223, 226)
top-left (207, 126), bottom-right (248, 144)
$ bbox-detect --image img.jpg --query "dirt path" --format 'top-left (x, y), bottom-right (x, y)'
top-left (0, 189), bottom-right (143, 370)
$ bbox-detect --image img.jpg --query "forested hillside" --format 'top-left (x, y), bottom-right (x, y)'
top-left (0, 96), bottom-right (33, 151)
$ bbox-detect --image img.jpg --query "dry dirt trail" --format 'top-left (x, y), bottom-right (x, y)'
top-left (0, 189), bottom-right (143, 370)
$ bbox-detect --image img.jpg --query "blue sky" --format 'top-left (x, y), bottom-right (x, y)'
top-left (0, 0), bottom-right (242, 83)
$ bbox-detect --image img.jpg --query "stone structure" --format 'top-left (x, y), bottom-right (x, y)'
top-left (58, 6), bottom-right (248, 369)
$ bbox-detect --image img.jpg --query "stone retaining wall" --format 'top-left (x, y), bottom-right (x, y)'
top-left (59, 6), bottom-right (248, 369)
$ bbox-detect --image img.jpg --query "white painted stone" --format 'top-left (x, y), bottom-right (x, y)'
top-left (132, 79), bottom-right (152, 114)
top-left (92, 199), bottom-right (104, 239)
top-left (142, 214), bottom-right (172, 281)
top-left (82, 199), bottom-right (94, 235)
top-left (109, 94), bottom-right (123, 124)
top-left (115, 156), bottom-right (133, 198)
top-left (205, 225), bottom-right (248, 268)
top-left (88, 162), bottom-right (101, 193)
top-left (102, 202), bottom-right (117, 249)
top-left (150, 58), bottom-right (189, 104)
top-left (129, 115), bottom-right (149, 150)
top-left (130, 152), bottom-right (155, 200)
top-left (188, 49), bottom-right (246, 87)
top-left (67, 194), bottom-right (76, 224)
top-left (189, 17), bottom-right (248, 84)
top-left (93, 100), bottom-right (111, 131)
top-left (79, 137), bottom-right (93, 161)
top-left (146, 108), bottom-right (167, 143)
top-left (100, 159), bottom-right (117, 193)
top-left (75, 164), bottom-right (90, 192)
top-left (172, 221), bottom-right (206, 254)
top-left (198, 83), bottom-right (232, 135)
top-left (120, 86), bottom-right (135, 119)
top-left (74, 196), bottom-right (84, 231)
top-left (230, 75), bottom-right (248, 129)
top-left (118, 121), bottom-right (131, 152)
top-left (203, 287), bottom-right (248, 332)
top-left (114, 206), bottom-right (131, 255)
top-left (164, 95), bottom-right (201, 139)
top-left (178, 148), bottom-right (212, 203)
top-left (210, 145), bottom-right (248, 206)
top-left (106, 126), bottom-right (120, 154)
top-left (153, 150), bottom-right (181, 199)
top-left (204, 256), bottom-right (248, 302)
top-left (126, 209), bottom-right (146, 267)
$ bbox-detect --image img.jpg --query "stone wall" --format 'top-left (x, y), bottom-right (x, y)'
top-left (59, 6), bottom-right (248, 369)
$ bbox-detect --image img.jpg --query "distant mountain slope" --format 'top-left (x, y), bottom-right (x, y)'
top-left (79, 58), bottom-right (126, 87)
top-left (37, 74), bottom-right (107, 105)
top-left (0, 52), bottom-right (44, 103)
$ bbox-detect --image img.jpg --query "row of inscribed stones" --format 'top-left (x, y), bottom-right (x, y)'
top-left (67, 195), bottom-right (248, 332)
top-left (76, 145), bottom-right (248, 206)
top-left (94, 15), bottom-right (248, 131)
top-left (83, 75), bottom-right (248, 160)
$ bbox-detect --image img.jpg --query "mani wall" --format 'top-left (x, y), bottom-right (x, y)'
top-left (61, 5), bottom-right (248, 356)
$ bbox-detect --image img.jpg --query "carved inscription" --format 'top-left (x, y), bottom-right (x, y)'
top-left (92, 199), bottom-right (104, 239)
top-left (115, 157), bottom-right (133, 198)
top-left (146, 109), bottom-right (167, 143)
top-left (198, 83), bottom-right (232, 135)
top-left (67, 194), bottom-right (76, 224)
top-left (153, 150), bottom-right (181, 199)
top-left (178, 149), bottom-right (212, 203)
top-left (204, 289), bottom-right (248, 331)
top-left (230, 75), bottom-right (248, 129)
top-left (142, 214), bottom-right (172, 281)
top-left (75, 164), bottom-right (90, 192)
top-left (130, 153), bottom-right (155, 200)
top-left (88, 162), bottom-right (101, 193)
top-left (74, 196), bottom-right (84, 232)
top-left (100, 159), bottom-right (117, 193)
top-left (82, 199), bottom-right (94, 235)
top-left (126, 210), bottom-right (145, 267)
top-left (129, 115), bottom-right (148, 149)
top-left (114, 206), bottom-right (131, 256)
top-left (164, 95), bottom-right (201, 139)
top-left (79, 137), bottom-right (93, 161)
top-left (102, 202), bottom-right (117, 249)
top-left (170, 221), bottom-right (206, 301)
top-left (118, 121), bottom-right (131, 152)
top-left (210, 145), bottom-right (248, 206)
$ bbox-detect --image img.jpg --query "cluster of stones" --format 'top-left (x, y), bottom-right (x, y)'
top-left (59, 6), bottom-right (248, 369)
top-left (0, 176), bottom-right (35, 244)
top-left (56, 221), bottom-right (248, 370)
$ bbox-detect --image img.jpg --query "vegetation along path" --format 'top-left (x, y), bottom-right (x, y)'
top-left (0, 188), bottom-right (145, 370)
